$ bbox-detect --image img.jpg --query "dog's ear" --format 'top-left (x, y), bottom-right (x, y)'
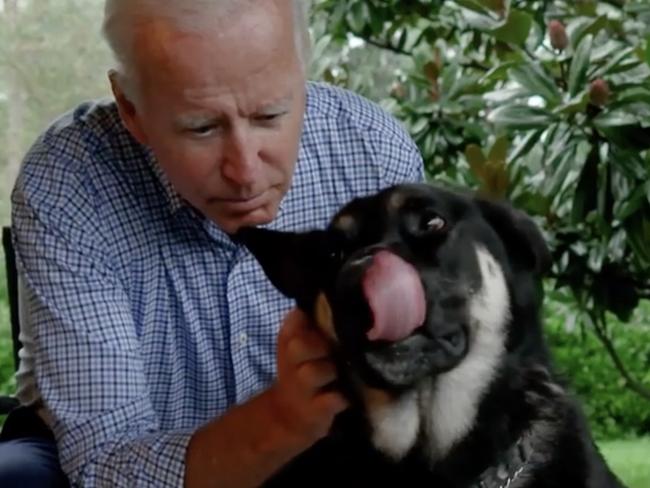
top-left (235, 227), bottom-right (330, 308)
top-left (476, 198), bottom-right (551, 275)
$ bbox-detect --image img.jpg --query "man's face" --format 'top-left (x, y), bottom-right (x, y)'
top-left (114, 2), bottom-right (306, 234)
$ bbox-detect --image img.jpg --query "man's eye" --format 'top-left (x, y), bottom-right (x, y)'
top-left (189, 126), bottom-right (216, 137)
top-left (254, 112), bottom-right (287, 123)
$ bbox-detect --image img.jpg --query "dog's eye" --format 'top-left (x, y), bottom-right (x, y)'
top-left (424, 214), bottom-right (446, 232)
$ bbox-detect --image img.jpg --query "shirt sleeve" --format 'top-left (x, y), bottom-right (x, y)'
top-left (367, 109), bottom-right (426, 187)
top-left (12, 144), bottom-right (192, 487)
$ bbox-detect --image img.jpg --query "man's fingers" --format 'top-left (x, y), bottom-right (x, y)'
top-left (285, 331), bottom-right (331, 365)
top-left (296, 359), bottom-right (338, 390)
top-left (278, 308), bottom-right (332, 366)
top-left (314, 390), bottom-right (349, 417)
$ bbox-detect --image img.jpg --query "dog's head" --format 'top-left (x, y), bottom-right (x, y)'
top-left (237, 184), bottom-right (550, 392)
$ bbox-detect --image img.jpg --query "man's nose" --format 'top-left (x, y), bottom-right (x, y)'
top-left (220, 126), bottom-right (260, 187)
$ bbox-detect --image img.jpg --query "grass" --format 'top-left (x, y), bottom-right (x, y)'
top-left (599, 437), bottom-right (650, 488)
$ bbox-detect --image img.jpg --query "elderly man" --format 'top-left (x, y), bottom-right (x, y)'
top-left (0, 0), bottom-right (423, 486)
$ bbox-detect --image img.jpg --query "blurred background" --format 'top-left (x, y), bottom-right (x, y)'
top-left (0, 0), bottom-right (649, 485)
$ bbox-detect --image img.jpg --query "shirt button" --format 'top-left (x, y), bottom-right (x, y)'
top-left (239, 333), bottom-right (248, 347)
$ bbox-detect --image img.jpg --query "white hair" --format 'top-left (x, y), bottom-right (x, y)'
top-left (102, 0), bottom-right (310, 97)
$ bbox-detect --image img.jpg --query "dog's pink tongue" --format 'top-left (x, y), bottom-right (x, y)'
top-left (363, 250), bottom-right (426, 342)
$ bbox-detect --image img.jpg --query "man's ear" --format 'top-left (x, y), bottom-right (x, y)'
top-left (109, 70), bottom-right (148, 145)
top-left (235, 227), bottom-right (330, 309)
top-left (476, 197), bottom-right (551, 275)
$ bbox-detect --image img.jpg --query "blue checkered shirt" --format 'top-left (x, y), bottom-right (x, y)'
top-left (11, 82), bottom-right (424, 486)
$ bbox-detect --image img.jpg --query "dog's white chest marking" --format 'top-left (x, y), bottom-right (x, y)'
top-left (363, 388), bottom-right (420, 460)
top-left (422, 245), bottom-right (511, 459)
top-left (364, 245), bottom-right (510, 461)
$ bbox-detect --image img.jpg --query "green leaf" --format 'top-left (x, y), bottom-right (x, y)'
top-left (491, 10), bottom-right (533, 47)
top-left (555, 92), bottom-right (589, 116)
top-left (346, 1), bottom-right (367, 33)
top-left (440, 63), bottom-right (461, 102)
top-left (593, 111), bottom-right (639, 129)
top-left (596, 125), bottom-right (650, 150)
top-left (646, 35), bottom-right (650, 67)
top-left (478, 0), bottom-right (505, 12)
top-left (610, 87), bottom-right (650, 107)
top-left (487, 104), bottom-right (558, 130)
top-left (479, 61), bottom-right (520, 85)
top-left (509, 62), bottom-right (562, 105)
top-left (544, 144), bottom-right (578, 199)
top-left (568, 34), bottom-right (593, 97)
top-left (570, 16), bottom-right (608, 48)
top-left (616, 185), bottom-right (648, 221)
top-left (397, 28), bottom-right (409, 51)
top-left (571, 149), bottom-right (598, 225)
top-left (453, 0), bottom-right (491, 15)
top-left (509, 129), bottom-right (544, 161)
top-left (590, 47), bottom-right (635, 79)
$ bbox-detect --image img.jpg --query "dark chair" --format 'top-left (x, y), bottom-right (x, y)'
top-left (0, 226), bottom-right (21, 414)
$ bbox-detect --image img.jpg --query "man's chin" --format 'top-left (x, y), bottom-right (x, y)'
top-left (214, 205), bottom-right (279, 235)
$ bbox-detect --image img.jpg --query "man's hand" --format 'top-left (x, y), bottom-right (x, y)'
top-left (185, 309), bottom-right (347, 488)
top-left (268, 309), bottom-right (348, 444)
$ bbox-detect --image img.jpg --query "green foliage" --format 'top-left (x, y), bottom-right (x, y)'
top-left (546, 298), bottom-right (650, 439)
top-left (313, 0), bottom-right (650, 404)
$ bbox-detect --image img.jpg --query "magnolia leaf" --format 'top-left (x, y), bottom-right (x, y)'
top-left (491, 10), bottom-right (533, 46)
top-left (454, 0), bottom-right (492, 14)
top-left (479, 0), bottom-right (505, 12)
top-left (346, 2), bottom-right (368, 33)
top-left (509, 62), bottom-right (561, 105)
top-left (568, 34), bottom-right (593, 97)
top-left (509, 129), bottom-right (544, 162)
top-left (487, 104), bottom-right (558, 130)
top-left (593, 111), bottom-right (639, 129)
top-left (479, 61), bottom-right (521, 85)
top-left (571, 16), bottom-right (607, 48)
top-left (555, 92), bottom-right (589, 116)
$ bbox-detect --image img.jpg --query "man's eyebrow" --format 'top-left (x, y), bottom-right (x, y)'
top-left (174, 113), bottom-right (224, 129)
top-left (175, 94), bottom-right (294, 128)
top-left (257, 94), bottom-right (293, 113)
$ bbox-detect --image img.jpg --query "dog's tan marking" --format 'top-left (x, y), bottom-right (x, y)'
top-left (333, 214), bottom-right (356, 236)
top-left (387, 191), bottom-right (406, 213)
top-left (314, 293), bottom-right (337, 342)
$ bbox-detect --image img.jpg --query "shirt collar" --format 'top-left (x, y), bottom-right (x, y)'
top-left (144, 147), bottom-right (185, 215)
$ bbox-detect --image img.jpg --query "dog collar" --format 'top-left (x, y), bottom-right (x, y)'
top-left (472, 434), bottom-right (534, 488)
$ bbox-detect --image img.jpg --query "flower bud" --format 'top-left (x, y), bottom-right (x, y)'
top-left (589, 79), bottom-right (610, 106)
top-left (390, 82), bottom-right (406, 100)
top-left (548, 20), bottom-right (568, 51)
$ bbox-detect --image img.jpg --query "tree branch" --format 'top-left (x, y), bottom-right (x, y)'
top-left (357, 35), bottom-right (413, 56)
top-left (589, 312), bottom-right (650, 402)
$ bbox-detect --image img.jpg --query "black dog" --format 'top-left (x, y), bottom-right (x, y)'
top-left (237, 183), bottom-right (625, 488)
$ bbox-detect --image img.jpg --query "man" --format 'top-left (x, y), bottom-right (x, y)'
top-left (0, 0), bottom-right (424, 486)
